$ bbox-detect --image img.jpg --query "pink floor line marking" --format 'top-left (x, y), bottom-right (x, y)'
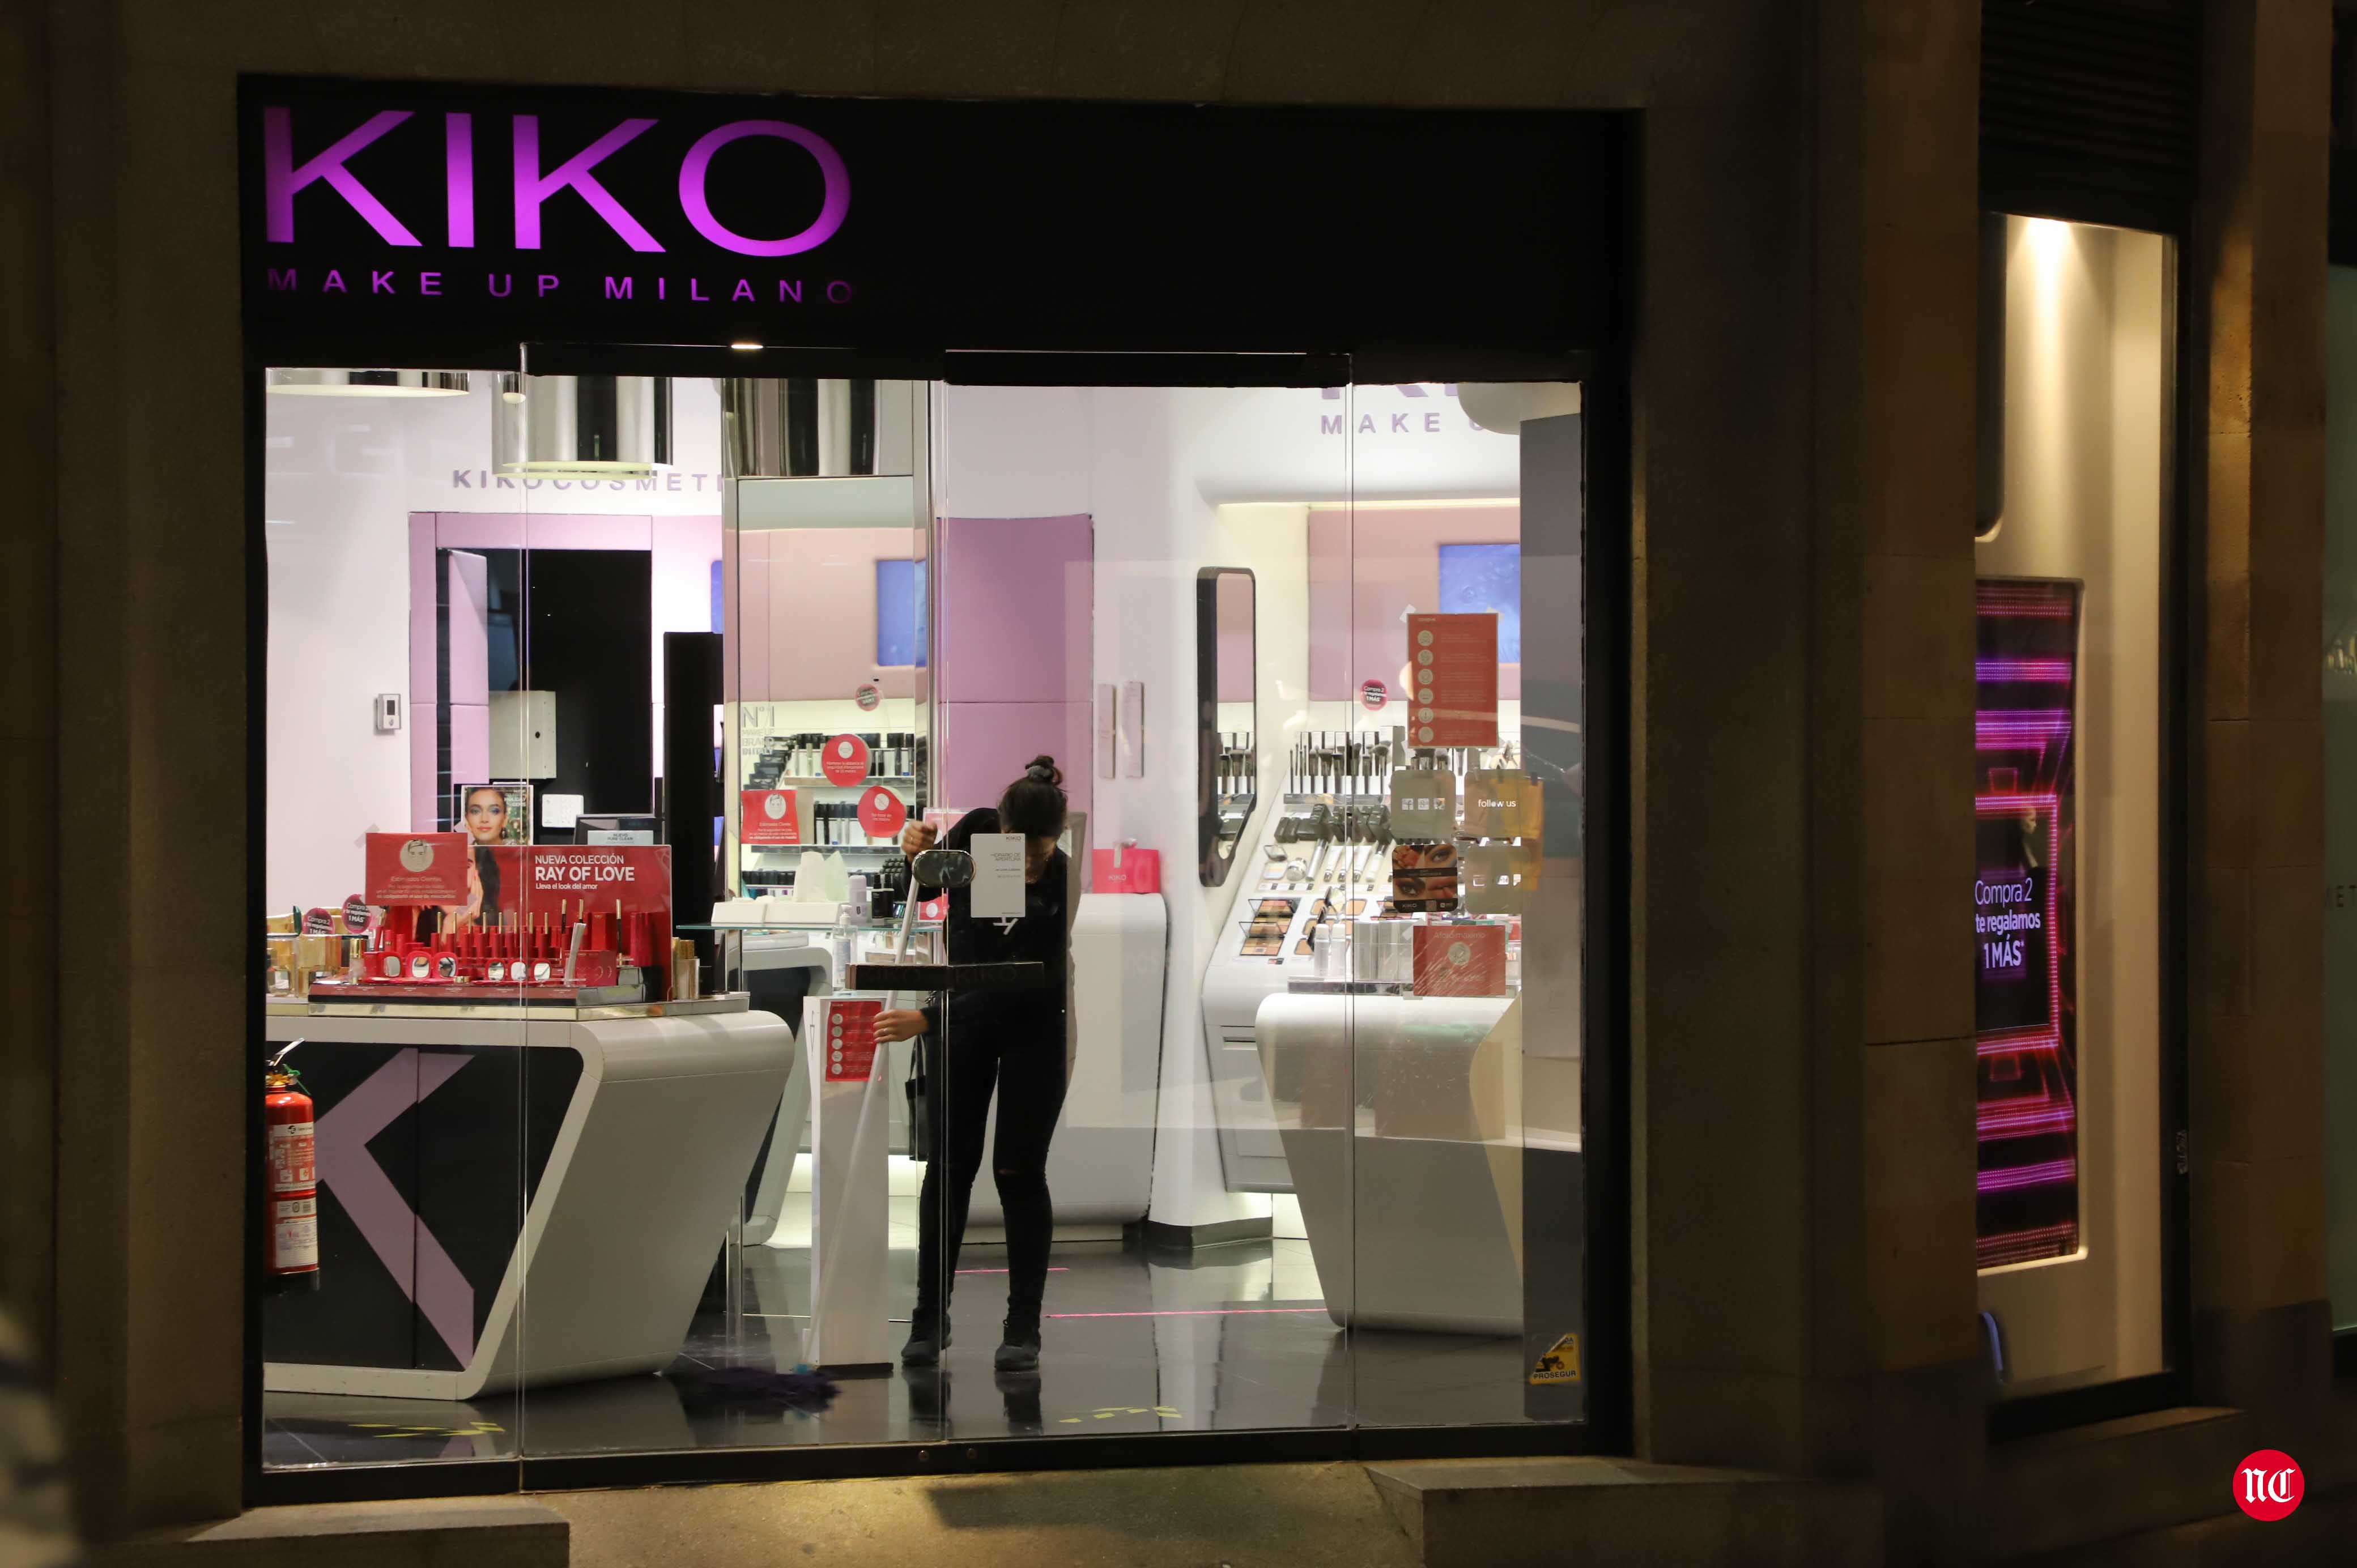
top-left (1044, 1308), bottom-right (1328, 1318)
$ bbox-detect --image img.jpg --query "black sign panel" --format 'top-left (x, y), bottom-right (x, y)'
top-left (239, 78), bottom-right (1628, 363)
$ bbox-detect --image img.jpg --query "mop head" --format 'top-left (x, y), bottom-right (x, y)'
top-left (670, 1364), bottom-right (840, 1414)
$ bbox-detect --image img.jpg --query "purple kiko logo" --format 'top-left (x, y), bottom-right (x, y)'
top-left (263, 108), bottom-right (850, 258)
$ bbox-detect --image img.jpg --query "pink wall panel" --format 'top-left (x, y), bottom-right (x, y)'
top-left (525, 513), bottom-right (653, 552)
top-left (1215, 571), bottom-right (1255, 703)
top-left (938, 515), bottom-right (1092, 705)
top-left (939, 701), bottom-right (1092, 837)
top-left (761, 526), bottom-right (914, 701)
top-left (448, 704), bottom-right (489, 789)
top-left (734, 530), bottom-right (770, 702)
top-left (1308, 509), bottom-right (1349, 700)
top-left (445, 551), bottom-right (490, 707)
top-left (432, 510), bottom-right (525, 552)
top-left (409, 514), bottom-right (439, 829)
top-left (1307, 505), bottom-right (1522, 702)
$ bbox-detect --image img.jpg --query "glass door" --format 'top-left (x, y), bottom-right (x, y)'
top-left (924, 367), bottom-right (1354, 1436)
top-left (1333, 381), bottom-right (1589, 1428)
top-left (257, 362), bottom-right (531, 1477)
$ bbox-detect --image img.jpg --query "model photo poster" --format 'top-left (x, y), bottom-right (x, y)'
top-left (1405, 612), bottom-right (1500, 747)
top-left (452, 782), bottom-right (533, 845)
top-left (1972, 578), bottom-right (2083, 1269)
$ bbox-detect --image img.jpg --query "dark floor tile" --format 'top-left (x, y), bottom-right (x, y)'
top-left (265, 1239), bottom-right (1571, 1463)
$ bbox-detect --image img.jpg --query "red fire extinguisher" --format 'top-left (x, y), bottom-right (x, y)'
top-left (264, 1041), bottom-right (321, 1293)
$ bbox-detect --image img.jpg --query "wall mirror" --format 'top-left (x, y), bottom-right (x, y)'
top-left (1197, 567), bottom-right (1257, 886)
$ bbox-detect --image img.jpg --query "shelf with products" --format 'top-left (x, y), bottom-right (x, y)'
top-left (740, 842), bottom-right (899, 854)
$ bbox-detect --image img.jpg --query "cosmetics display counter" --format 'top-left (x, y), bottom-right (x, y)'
top-left (262, 995), bottom-right (793, 1400)
top-left (1199, 732), bottom-right (1534, 1195)
top-left (1257, 991), bottom-right (1541, 1336)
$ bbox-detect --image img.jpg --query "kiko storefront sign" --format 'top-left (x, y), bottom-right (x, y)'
top-left (240, 78), bottom-right (1626, 357)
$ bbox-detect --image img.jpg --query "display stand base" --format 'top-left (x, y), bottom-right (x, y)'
top-left (818, 1361), bottom-right (894, 1378)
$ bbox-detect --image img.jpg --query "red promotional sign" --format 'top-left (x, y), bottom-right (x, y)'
top-left (858, 785), bottom-right (908, 840)
top-left (508, 845), bottom-right (674, 915)
top-left (1412, 923), bottom-right (1508, 997)
top-left (364, 833), bottom-right (472, 905)
top-left (820, 733), bottom-right (871, 786)
top-left (742, 788), bottom-right (801, 846)
top-left (1405, 612), bottom-right (1499, 747)
top-left (822, 998), bottom-right (882, 1083)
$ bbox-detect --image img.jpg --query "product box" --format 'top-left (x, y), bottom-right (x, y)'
top-left (1413, 923), bottom-right (1508, 997)
top-left (1091, 845), bottom-right (1162, 894)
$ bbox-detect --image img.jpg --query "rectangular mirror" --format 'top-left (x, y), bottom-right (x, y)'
top-left (1197, 567), bottom-right (1257, 885)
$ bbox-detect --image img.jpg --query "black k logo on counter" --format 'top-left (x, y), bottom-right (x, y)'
top-left (240, 78), bottom-right (1628, 359)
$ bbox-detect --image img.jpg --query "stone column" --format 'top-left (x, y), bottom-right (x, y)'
top-left (0, 0), bottom-right (59, 1365)
top-left (1632, 1), bottom-right (1985, 1557)
top-left (45, 0), bottom-right (248, 1531)
top-left (1804, 3), bottom-right (1985, 1562)
top-left (2193, 0), bottom-right (2333, 1442)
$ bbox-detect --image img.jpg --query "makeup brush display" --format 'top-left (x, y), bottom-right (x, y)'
top-left (1239, 726), bottom-right (1535, 973)
top-left (1211, 730), bottom-right (1259, 865)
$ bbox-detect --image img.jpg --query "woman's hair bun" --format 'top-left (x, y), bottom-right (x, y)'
top-left (999, 754), bottom-right (1070, 838)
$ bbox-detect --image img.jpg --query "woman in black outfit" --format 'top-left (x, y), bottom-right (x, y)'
top-left (874, 756), bottom-right (1071, 1373)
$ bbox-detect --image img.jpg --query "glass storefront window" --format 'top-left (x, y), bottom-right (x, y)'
top-left (258, 365), bottom-right (1596, 1473)
top-left (1976, 215), bottom-right (2171, 1397)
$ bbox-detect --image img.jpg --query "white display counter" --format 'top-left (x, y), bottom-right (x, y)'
top-left (262, 998), bottom-right (793, 1400)
top-left (1257, 990), bottom-right (1552, 1336)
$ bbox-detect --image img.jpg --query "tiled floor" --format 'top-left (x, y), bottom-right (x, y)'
top-left (262, 1228), bottom-right (1569, 1471)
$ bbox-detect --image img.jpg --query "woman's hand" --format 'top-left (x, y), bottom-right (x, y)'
top-left (900, 821), bottom-right (939, 858)
top-left (875, 1009), bottom-right (929, 1044)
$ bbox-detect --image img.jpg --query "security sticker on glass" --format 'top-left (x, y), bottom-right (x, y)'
top-left (1529, 1333), bottom-right (1581, 1386)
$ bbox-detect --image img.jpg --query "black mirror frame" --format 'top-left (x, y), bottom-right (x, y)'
top-left (1196, 567), bottom-right (1257, 887)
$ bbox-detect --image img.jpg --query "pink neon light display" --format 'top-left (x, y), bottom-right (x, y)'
top-left (1974, 578), bottom-right (2082, 1269)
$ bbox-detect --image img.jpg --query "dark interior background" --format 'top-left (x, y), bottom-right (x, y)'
top-left (438, 547), bottom-right (653, 842)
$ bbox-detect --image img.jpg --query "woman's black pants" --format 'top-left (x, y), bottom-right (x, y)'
top-left (914, 1027), bottom-right (1068, 1329)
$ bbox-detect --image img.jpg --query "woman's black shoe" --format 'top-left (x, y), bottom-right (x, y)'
top-left (993, 1315), bottom-right (1041, 1372)
top-left (901, 1320), bottom-right (951, 1366)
